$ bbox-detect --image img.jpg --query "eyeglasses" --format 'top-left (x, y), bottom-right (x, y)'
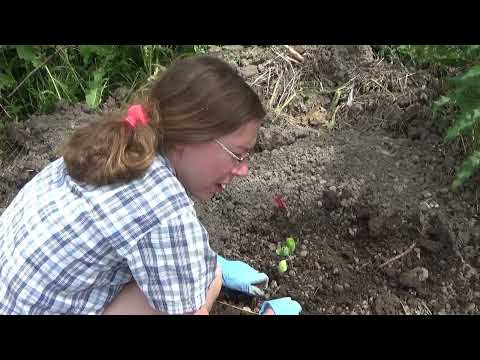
top-left (214, 139), bottom-right (250, 166)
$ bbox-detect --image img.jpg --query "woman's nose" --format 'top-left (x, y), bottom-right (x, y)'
top-left (231, 162), bottom-right (249, 177)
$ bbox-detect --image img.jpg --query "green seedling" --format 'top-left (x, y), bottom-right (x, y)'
top-left (286, 237), bottom-right (296, 254)
top-left (275, 237), bottom-right (296, 257)
top-left (278, 260), bottom-right (288, 273)
top-left (276, 246), bottom-right (290, 257)
top-left (275, 237), bottom-right (297, 274)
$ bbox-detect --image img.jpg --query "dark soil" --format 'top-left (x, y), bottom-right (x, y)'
top-left (1, 45), bottom-right (479, 315)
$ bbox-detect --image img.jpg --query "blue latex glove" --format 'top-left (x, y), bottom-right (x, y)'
top-left (217, 255), bottom-right (269, 297)
top-left (259, 297), bottom-right (302, 315)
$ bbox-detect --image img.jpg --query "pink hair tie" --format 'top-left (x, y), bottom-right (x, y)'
top-left (124, 105), bottom-right (149, 128)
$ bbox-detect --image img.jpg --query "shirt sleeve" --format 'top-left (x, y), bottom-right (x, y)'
top-left (123, 207), bottom-right (218, 314)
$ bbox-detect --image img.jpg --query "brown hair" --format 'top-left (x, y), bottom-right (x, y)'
top-left (63, 55), bottom-right (266, 186)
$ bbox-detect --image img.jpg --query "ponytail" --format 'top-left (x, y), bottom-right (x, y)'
top-left (62, 106), bottom-right (158, 186)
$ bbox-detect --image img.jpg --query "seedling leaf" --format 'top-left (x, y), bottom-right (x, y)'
top-left (286, 237), bottom-right (296, 253)
top-left (276, 246), bottom-right (290, 257)
top-left (278, 260), bottom-right (288, 273)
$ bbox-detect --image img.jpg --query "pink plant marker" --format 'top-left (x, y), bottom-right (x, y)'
top-left (273, 195), bottom-right (287, 210)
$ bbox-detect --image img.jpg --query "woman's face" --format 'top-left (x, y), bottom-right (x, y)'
top-left (168, 120), bottom-right (260, 201)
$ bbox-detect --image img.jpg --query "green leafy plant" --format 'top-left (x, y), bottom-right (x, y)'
top-left (433, 63), bottom-right (480, 189)
top-left (409, 46), bottom-right (480, 189)
top-left (373, 45), bottom-right (480, 69)
top-left (276, 237), bottom-right (296, 274)
top-left (374, 45), bottom-right (480, 189)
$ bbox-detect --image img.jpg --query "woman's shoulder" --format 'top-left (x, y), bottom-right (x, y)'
top-left (118, 153), bottom-right (194, 220)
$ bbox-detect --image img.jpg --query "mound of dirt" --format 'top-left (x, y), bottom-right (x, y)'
top-left (1, 46), bottom-right (479, 315)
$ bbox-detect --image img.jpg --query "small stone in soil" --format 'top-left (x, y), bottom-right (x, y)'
top-left (323, 190), bottom-right (339, 210)
top-left (418, 238), bottom-right (443, 253)
top-left (368, 216), bottom-right (385, 238)
top-left (356, 207), bottom-right (370, 220)
top-left (399, 267), bottom-right (429, 289)
top-left (421, 190), bottom-right (432, 199)
top-left (465, 303), bottom-right (476, 313)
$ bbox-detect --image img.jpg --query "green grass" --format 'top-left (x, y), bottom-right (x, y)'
top-left (0, 45), bottom-right (209, 124)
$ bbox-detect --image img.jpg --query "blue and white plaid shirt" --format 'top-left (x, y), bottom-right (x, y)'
top-left (0, 154), bottom-right (217, 314)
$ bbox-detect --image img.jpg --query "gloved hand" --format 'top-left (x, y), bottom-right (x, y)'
top-left (217, 255), bottom-right (269, 297)
top-left (259, 297), bottom-right (302, 315)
